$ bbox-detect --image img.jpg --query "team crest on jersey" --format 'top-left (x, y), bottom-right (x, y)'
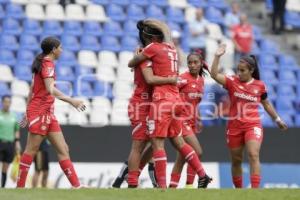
top-left (47, 67), bottom-right (54, 76)
top-left (253, 89), bottom-right (259, 94)
top-left (192, 84), bottom-right (196, 88)
top-left (41, 125), bottom-right (47, 131)
top-left (238, 85), bottom-right (244, 89)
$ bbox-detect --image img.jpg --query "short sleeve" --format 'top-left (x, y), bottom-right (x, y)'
top-left (177, 74), bottom-right (188, 89)
top-left (139, 60), bottom-right (152, 70)
top-left (41, 62), bottom-right (55, 79)
top-left (224, 75), bottom-right (235, 91)
top-left (142, 43), bottom-right (157, 59)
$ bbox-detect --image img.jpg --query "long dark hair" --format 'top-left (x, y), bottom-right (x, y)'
top-left (187, 50), bottom-right (209, 77)
top-left (31, 37), bottom-right (60, 74)
top-left (240, 55), bottom-right (260, 80)
top-left (137, 20), bottom-right (164, 46)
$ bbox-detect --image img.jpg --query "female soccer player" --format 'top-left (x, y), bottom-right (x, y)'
top-left (17, 37), bottom-right (86, 188)
top-left (169, 51), bottom-right (209, 188)
top-left (210, 44), bottom-right (288, 188)
top-left (128, 19), bottom-right (211, 189)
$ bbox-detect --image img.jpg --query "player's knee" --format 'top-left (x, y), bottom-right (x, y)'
top-left (248, 151), bottom-right (259, 162)
top-left (231, 155), bottom-right (243, 167)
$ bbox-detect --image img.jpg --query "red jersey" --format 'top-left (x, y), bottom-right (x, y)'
top-left (231, 24), bottom-right (253, 53)
top-left (142, 42), bottom-right (179, 101)
top-left (27, 58), bottom-right (56, 115)
top-left (178, 72), bottom-right (204, 121)
top-left (225, 75), bottom-right (267, 129)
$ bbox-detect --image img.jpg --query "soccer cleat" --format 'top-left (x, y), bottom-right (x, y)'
top-left (112, 176), bottom-right (125, 188)
top-left (185, 184), bottom-right (194, 189)
top-left (112, 161), bottom-right (128, 188)
top-left (197, 174), bottom-right (212, 189)
top-left (148, 163), bottom-right (158, 188)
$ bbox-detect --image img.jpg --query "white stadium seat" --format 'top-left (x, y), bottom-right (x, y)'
top-left (185, 7), bottom-right (196, 22)
top-left (117, 66), bottom-right (134, 82)
top-left (66, 4), bottom-right (86, 21)
top-left (119, 51), bottom-right (134, 67)
top-left (78, 51), bottom-right (98, 68)
top-left (11, 0), bottom-right (28, 4)
top-left (0, 65), bottom-right (14, 82)
top-left (73, 97), bottom-right (92, 114)
top-left (98, 51), bottom-right (119, 69)
top-left (68, 109), bottom-right (88, 125)
top-left (54, 99), bottom-right (71, 115)
top-left (89, 110), bottom-right (109, 126)
top-left (11, 80), bottom-right (30, 97)
top-left (169, 0), bottom-right (188, 8)
top-left (207, 23), bottom-right (224, 40)
top-left (113, 81), bottom-right (133, 99)
top-left (96, 67), bottom-right (116, 83)
top-left (11, 96), bottom-right (26, 113)
top-left (91, 97), bottom-right (112, 114)
top-left (86, 5), bottom-right (108, 22)
top-left (286, 0), bottom-right (300, 12)
top-left (46, 4), bottom-right (65, 21)
top-left (55, 113), bottom-right (68, 125)
top-left (76, 0), bottom-right (91, 5)
top-left (26, 4), bottom-right (45, 20)
top-left (111, 99), bottom-right (130, 125)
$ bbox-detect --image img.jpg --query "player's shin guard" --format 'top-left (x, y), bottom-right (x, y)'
top-left (17, 153), bottom-right (33, 188)
top-left (250, 174), bottom-right (261, 188)
top-left (148, 162), bottom-right (158, 187)
top-left (112, 161), bottom-right (128, 188)
top-left (127, 171), bottom-right (139, 188)
top-left (59, 159), bottom-right (80, 188)
top-left (153, 150), bottom-right (167, 188)
top-left (186, 164), bottom-right (196, 185)
top-left (232, 176), bottom-right (243, 188)
top-left (169, 173), bottom-right (181, 188)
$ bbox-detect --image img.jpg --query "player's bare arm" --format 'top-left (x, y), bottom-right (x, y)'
top-left (210, 44), bottom-right (227, 86)
top-left (128, 53), bottom-right (148, 68)
top-left (142, 67), bottom-right (177, 85)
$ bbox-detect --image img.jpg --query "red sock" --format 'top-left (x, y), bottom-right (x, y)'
top-left (128, 170), bottom-right (139, 187)
top-left (251, 174), bottom-right (261, 188)
top-left (232, 176), bottom-right (243, 188)
top-left (17, 153), bottom-right (33, 188)
top-left (138, 162), bottom-right (146, 175)
top-left (153, 150), bottom-right (167, 188)
top-left (169, 173), bottom-right (181, 188)
top-left (186, 164), bottom-right (196, 185)
top-left (59, 159), bottom-right (80, 187)
top-left (179, 144), bottom-right (205, 177)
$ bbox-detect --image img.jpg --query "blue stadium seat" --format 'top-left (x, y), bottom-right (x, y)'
top-left (278, 54), bottom-right (299, 70)
top-left (121, 36), bottom-right (138, 51)
top-left (277, 112), bottom-right (294, 127)
top-left (61, 35), bottom-right (80, 51)
top-left (265, 0), bottom-right (273, 12)
top-left (76, 81), bottom-right (94, 97)
top-left (123, 20), bottom-right (139, 37)
top-left (146, 5), bottom-right (165, 20)
top-left (285, 11), bottom-right (300, 29)
top-left (80, 35), bottom-right (101, 51)
top-left (56, 66), bottom-right (75, 81)
top-left (276, 98), bottom-right (294, 114)
top-left (277, 85), bottom-right (296, 100)
top-left (58, 50), bottom-right (77, 66)
top-left (106, 4), bottom-right (126, 21)
top-left (205, 7), bottom-right (224, 25)
top-left (23, 19), bottom-right (42, 36)
top-left (259, 54), bottom-right (278, 70)
top-left (295, 114), bottom-right (300, 127)
top-left (251, 41), bottom-right (261, 55)
top-left (0, 82), bottom-right (10, 96)
top-left (20, 35), bottom-right (39, 51)
top-left (75, 66), bottom-right (93, 76)
top-left (188, 0), bottom-right (207, 8)
top-left (83, 21), bottom-right (102, 36)
top-left (168, 22), bottom-right (182, 32)
top-left (14, 64), bottom-right (32, 81)
top-left (2, 18), bottom-right (22, 35)
top-left (43, 21), bottom-right (63, 36)
top-left (253, 25), bottom-right (263, 41)
top-left (101, 36), bottom-right (121, 52)
top-left (0, 0), bottom-right (10, 3)
top-left (111, 0), bottom-right (130, 6)
top-left (260, 69), bottom-right (278, 85)
top-left (56, 82), bottom-right (73, 96)
top-left (207, 0), bottom-right (228, 10)
top-left (130, 0), bottom-right (149, 6)
top-left (0, 34), bottom-right (19, 51)
top-left (261, 115), bottom-right (275, 127)
top-left (17, 50), bottom-right (35, 65)
top-left (92, 0), bottom-right (109, 5)
top-left (63, 21), bottom-right (83, 36)
top-left (166, 7), bottom-right (185, 23)
top-left (6, 4), bottom-right (25, 19)
top-left (103, 21), bottom-right (123, 37)
top-left (127, 4), bottom-right (145, 21)
top-left (152, 0), bottom-right (168, 7)
top-left (265, 84), bottom-right (276, 100)
top-left (260, 40), bottom-right (280, 55)
top-left (0, 49), bottom-right (16, 66)
top-left (0, 5), bottom-right (4, 19)
top-left (94, 80), bottom-right (113, 99)
top-left (279, 70), bottom-right (297, 85)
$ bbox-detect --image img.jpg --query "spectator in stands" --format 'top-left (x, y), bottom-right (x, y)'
top-left (231, 14), bottom-right (253, 63)
top-left (172, 30), bottom-right (187, 72)
top-left (272, 0), bottom-right (287, 34)
top-left (188, 8), bottom-right (208, 58)
top-left (224, 2), bottom-right (240, 36)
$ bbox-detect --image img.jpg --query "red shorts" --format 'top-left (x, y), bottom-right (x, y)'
top-left (128, 101), bottom-right (150, 141)
top-left (148, 100), bottom-right (182, 138)
top-left (226, 126), bottom-right (263, 149)
top-left (27, 113), bottom-right (61, 136)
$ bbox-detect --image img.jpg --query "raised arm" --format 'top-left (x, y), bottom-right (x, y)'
top-left (210, 44), bottom-right (227, 86)
top-left (141, 67), bottom-right (177, 85)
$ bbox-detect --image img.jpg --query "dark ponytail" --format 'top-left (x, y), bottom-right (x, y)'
top-left (31, 36), bottom-right (61, 74)
top-left (241, 55), bottom-right (260, 80)
top-left (187, 49), bottom-right (209, 77)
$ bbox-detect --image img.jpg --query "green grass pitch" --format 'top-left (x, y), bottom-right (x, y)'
top-left (1, 189), bottom-right (300, 200)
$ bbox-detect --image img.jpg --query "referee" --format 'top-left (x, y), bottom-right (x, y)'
top-left (0, 95), bottom-right (21, 187)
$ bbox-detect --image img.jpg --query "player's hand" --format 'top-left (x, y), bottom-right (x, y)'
top-left (215, 44), bottom-right (226, 57)
top-left (19, 115), bottom-right (28, 128)
top-left (71, 99), bottom-right (86, 112)
top-left (197, 120), bottom-right (203, 133)
top-left (276, 120), bottom-right (288, 131)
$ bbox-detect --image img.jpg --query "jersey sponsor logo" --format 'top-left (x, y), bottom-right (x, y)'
top-left (188, 92), bottom-right (202, 99)
top-left (233, 92), bottom-right (258, 102)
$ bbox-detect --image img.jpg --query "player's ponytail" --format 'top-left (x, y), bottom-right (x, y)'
top-left (241, 55), bottom-right (260, 80)
top-left (31, 37), bottom-right (60, 74)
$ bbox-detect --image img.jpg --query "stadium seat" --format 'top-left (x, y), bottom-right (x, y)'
top-left (111, 99), bottom-right (130, 125)
top-left (259, 54), bottom-right (278, 70)
top-left (86, 4), bottom-right (107, 22)
top-left (205, 7), bottom-right (224, 25)
top-left (251, 41), bottom-right (261, 55)
top-left (276, 98), bottom-right (294, 114)
top-left (94, 80), bottom-right (113, 98)
top-left (103, 21), bottom-right (123, 37)
top-left (285, 11), bottom-right (300, 29)
top-left (286, 0), bottom-right (300, 12)
top-left (17, 50), bottom-right (35, 65)
top-left (11, 96), bottom-right (26, 113)
top-left (279, 70), bottom-right (297, 85)
top-left (101, 36), bottom-right (121, 52)
top-left (185, 7), bottom-right (197, 22)
top-left (168, 0), bottom-right (188, 8)
top-left (56, 82), bottom-right (73, 98)
top-left (98, 51), bottom-right (119, 68)
top-left (120, 36), bottom-right (138, 51)
top-left (207, 0), bottom-right (228, 9)
top-left (54, 113), bottom-right (68, 125)
top-left (75, 0), bottom-right (90, 5)
top-left (68, 109), bottom-right (88, 125)
top-left (56, 66), bottom-right (76, 81)
top-left (0, 0), bottom-right (9, 3)
top-left (113, 81), bottom-right (133, 99)
top-left (26, 4), bottom-right (45, 20)
top-left (0, 82), bottom-right (11, 96)
top-left (14, 64), bottom-right (32, 81)
top-left (261, 69), bottom-right (278, 85)
top-left (63, 21), bottom-right (83, 36)
top-left (295, 114), bottom-right (300, 127)
top-left (152, 0), bottom-right (168, 7)
top-left (123, 20), bottom-right (139, 37)
top-left (54, 99), bottom-right (71, 115)
top-left (20, 35), bottom-right (39, 51)
top-left (0, 35), bottom-right (19, 51)
top-left (89, 110), bottom-right (109, 126)
top-left (80, 35), bottom-right (101, 51)
top-left (0, 5), bottom-right (4, 19)
top-left (75, 66), bottom-right (93, 77)
top-left (91, 97), bottom-right (112, 114)
top-left (130, 0), bottom-right (149, 6)
top-left (278, 54), bottom-right (299, 70)
top-left (0, 50), bottom-right (16, 66)
top-left (83, 21), bottom-right (102, 36)
top-left (111, 0), bottom-right (130, 6)
top-left (11, 80), bottom-right (30, 97)
top-left (277, 112), bottom-right (294, 127)
top-left (96, 66), bottom-right (116, 83)
top-left (127, 4), bottom-right (145, 21)
top-left (265, 84), bottom-right (276, 100)
top-left (43, 20), bottom-right (63, 36)
top-left (66, 4), bottom-right (86, 21)
top-left (2, 18), bottom-right (22, 35)
top-left (119, 51), bottom-right (134, 67)
top-left (23, 19), bottom-right (42, 36)
top-left (146, 5), bottom-right (165, 21)
top-left (265, 0), bottom-right (273, 12)
top-left (260, 40), bottom-right (280, 55)
top-left (58, 50), bottom-right (77, 66)
top-left (206, 23), bottom-right (223, 40)
top-left (78, 50), bottom-right (98, 68)
top-left (277, 85), bottom-right (297, 100)
top-left (92, 0), bottom-right (109, 5)
top-left (168, 22), bottom-right (182, 32)
top-left (166, 7), bottom-right (185, 23)
top-left (45, 4), bottom-right (65, 21)
top-left (76, 81), bottom-right (94, 97)
top-left (6, 3), bottom-right (25, 19)
top-left (188, 0), bottom-right (207, 8)
top-left (106, 4), bottom-right (126, 21)
top-left (61, 35), bottom-right (80, 51)
top-left (261, 115), bottom-right (275, 127)
top-left (253, 25), bottom-right (263, 41)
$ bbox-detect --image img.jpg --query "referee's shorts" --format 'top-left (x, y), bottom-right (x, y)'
top-left (0, 140), bottom-right (14, 163)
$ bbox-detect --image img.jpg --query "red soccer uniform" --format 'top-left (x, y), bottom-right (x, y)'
top-left (128, 60), bottom-right (152, 140)
top-left (27, 57), bottom-right (61, 135)
top-left (224, 75), bottom-right (267, 148)
top-left (231, 24), bottom-right (253, 54)
top-left (142, 42), bottom-right (181, 138)
top-left (178, 72), bottom-right (204, 136)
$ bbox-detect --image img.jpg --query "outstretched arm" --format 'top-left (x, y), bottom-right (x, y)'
top-left (142, 67), bottom-right (177, 85)
top-left (210, 44), bottom-right (227, 86)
